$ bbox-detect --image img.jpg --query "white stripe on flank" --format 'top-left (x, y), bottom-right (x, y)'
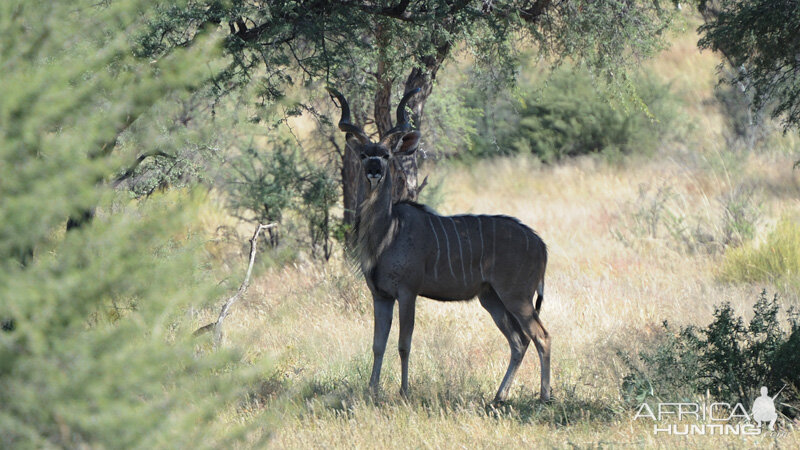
top-left (427, 216), bottom-right (440, 280)
top-left (462, 216), bottom-right (473, 280)
top-left (449, 217), bottom-right (467, 284)
top-left (524, 227), bottom-right (529, 251)
top-left (491, 219), bottom-right (497, 280)
top-left (436, 215), bottom-right (456, 278)
top-left (477, 216), bottom-right (486, 280)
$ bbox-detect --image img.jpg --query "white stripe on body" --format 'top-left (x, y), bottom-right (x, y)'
top-left (427, 216), bottom-right (441, 280)
top-left (449, 217), bottom-right (467, 284)
top-left (436, 215), bottom-right (457, 279)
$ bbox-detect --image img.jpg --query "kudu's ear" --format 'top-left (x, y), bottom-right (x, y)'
top-left (393, 130), bottom-right (421, 156)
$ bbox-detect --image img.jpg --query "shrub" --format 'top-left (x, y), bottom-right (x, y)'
top-left (612, 182), bottom-right (758, 255)
top-left (225, 143), bottom-right (304, 246)
top-left (0, 1), bottom-right (265, 446)
top-left (720, 185), bottom-right (759, 247)
top-left (466, 65), bottom-right (684, 161)
top-left (224, 139), bottom-right (340, 259)
top-left (720, 216), bottom-right (800, 292)
top-left (300, 165), bottom-right (339, 260)
top-left (621, 291), bottom-right (800, 415)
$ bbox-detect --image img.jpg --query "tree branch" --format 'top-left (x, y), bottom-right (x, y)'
top-left (519, 0), bottom-right (553, 23)
top-left (112, 151), bottom-right (175, 187)
top-left (340, 0), bottom-right (415, 21)
top-left (234, 21), bottom-right (296, 44)
top-left (193, 223), bottom-right (277, 346)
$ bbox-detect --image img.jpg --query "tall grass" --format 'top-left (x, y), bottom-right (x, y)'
top-left (198, 23), bottom-right (800, 448)
top-left (720, 216), bottom-right (800, 292)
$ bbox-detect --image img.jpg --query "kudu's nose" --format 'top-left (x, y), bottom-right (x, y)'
top-left (364, 158), bottom-right (383, 187)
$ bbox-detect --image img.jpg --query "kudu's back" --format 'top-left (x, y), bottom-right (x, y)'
top-left (374, 202), bottom-right (547, 306)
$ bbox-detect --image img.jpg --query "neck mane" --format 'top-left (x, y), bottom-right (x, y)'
top-left (354, 171), bottom-right (397, 274)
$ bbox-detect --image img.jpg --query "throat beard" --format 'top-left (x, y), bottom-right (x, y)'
top-left (355, 174), bottom-right (395, 274)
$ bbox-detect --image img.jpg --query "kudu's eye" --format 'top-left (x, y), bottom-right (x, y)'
top-left (359, 154), bottom-right (368, 160)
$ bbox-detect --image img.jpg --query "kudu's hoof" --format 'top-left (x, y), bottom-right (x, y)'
top-left (368, 384), bottom-right (381, 397)
top-left (489, 396), bottom-right (511, 409)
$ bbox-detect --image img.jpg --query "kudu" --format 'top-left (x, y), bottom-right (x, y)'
top-left (327, 87), bottom-right (551, 402)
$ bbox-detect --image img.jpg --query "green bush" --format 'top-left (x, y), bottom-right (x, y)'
top-left (466, 66), bottom-right (683, 161)
top-left (0, 1), bottom-right (265, 447)
top-left (720, 216), bottom-right (800, 292)
top-left (225, 143), bottom-right (304, 237)
top-left (224, 139), bottom-right (339, 259)
top-left (514, 69), bottom-right (680, 161)
top-left (621, 291), bottom-right (800, 414)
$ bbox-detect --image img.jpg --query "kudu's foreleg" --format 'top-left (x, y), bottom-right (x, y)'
top-left (397, 292), bottom-right (417, 397)
top-left (369, 295), bottom-right (395, 392)
top-left (479, 289), bottom-right (530, 403)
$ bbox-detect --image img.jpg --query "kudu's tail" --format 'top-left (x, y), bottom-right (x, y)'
top-left (535, 279), bottom-right (544, 313)
top-left (535, 242), bottom-right (547, 313)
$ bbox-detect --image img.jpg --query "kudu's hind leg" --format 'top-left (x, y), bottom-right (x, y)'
top-left (500, 295), bottom-right (552, 402)
top-left (397, 291), bottom-right (417, 397)
top-left (479, 289), bottom-right (530, 403)
top-left (369, 295), bottom-right (395, 392)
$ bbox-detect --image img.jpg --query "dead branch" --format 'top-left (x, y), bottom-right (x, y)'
top-left (194, 222), bottom-right (277, 347)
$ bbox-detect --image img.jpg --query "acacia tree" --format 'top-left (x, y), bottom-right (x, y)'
top-left (139, 0), bottom-right (675, 230)
top-left (698, 0), bottom-right (800, 131)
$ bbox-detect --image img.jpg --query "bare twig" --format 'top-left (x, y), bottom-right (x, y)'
top-left (417, 175), bottom-right (429, 196)
top-left (194, 223), bottom-right (277, 347)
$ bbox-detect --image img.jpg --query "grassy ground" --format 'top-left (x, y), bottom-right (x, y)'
top-left (194, 28), bottom-right (800, 449)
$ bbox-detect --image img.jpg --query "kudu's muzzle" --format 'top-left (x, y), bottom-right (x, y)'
top-left (364, 157), bottom-right (384, 189)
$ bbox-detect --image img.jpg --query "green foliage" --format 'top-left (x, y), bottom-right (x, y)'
top-left (699, 0), bottom-right (800, 130)
top-left (226, 142), bottom-right (305, 226)
top-left (467, 66), bottom-right (683, 161)
top-left (621, 291), bottom-right (800, 412)
top-left (134, 0), bottom-right (676, 127)
top-left (301, 165), bottom-right (339, 260)
top-left (720, 216), bottom-right (800, 292)
top-left (113, 93), bottom-right (223, 198)
top-left (0, 1), bottom-right (264, 447)
top-left (224, 138), bottom-right (339, 259)
top-left (422, 73), bottom-right (481, 157)
top-left (720, 186), bottom-right (758, 247)
top-left (516, 69), bottom-right (681, 161)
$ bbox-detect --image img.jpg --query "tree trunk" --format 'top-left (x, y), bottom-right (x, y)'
top-left (374, 62), bottom-right (393, 136)
top-left (341, 138), bottom-right (364, 237)
top-left (66, 208), bottom-right (96, 231)
top-left (390, 42), bottom-right (450, 203)
top-left (340, 41), bottom-right (449, 242)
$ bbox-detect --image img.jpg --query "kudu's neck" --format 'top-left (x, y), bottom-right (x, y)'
top-left (360, 168), bottom-right (394, 232)
top-left (356, 168), bottom-right (397, 273)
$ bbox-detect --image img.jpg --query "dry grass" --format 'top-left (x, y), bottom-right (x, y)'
top-left (194, 147), bottom-right (800, 448)
top-left (192, 25), bottom-right (800, 449)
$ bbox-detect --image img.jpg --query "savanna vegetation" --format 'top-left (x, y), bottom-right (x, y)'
top-left (3, 0), bottom-right (800, 448)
